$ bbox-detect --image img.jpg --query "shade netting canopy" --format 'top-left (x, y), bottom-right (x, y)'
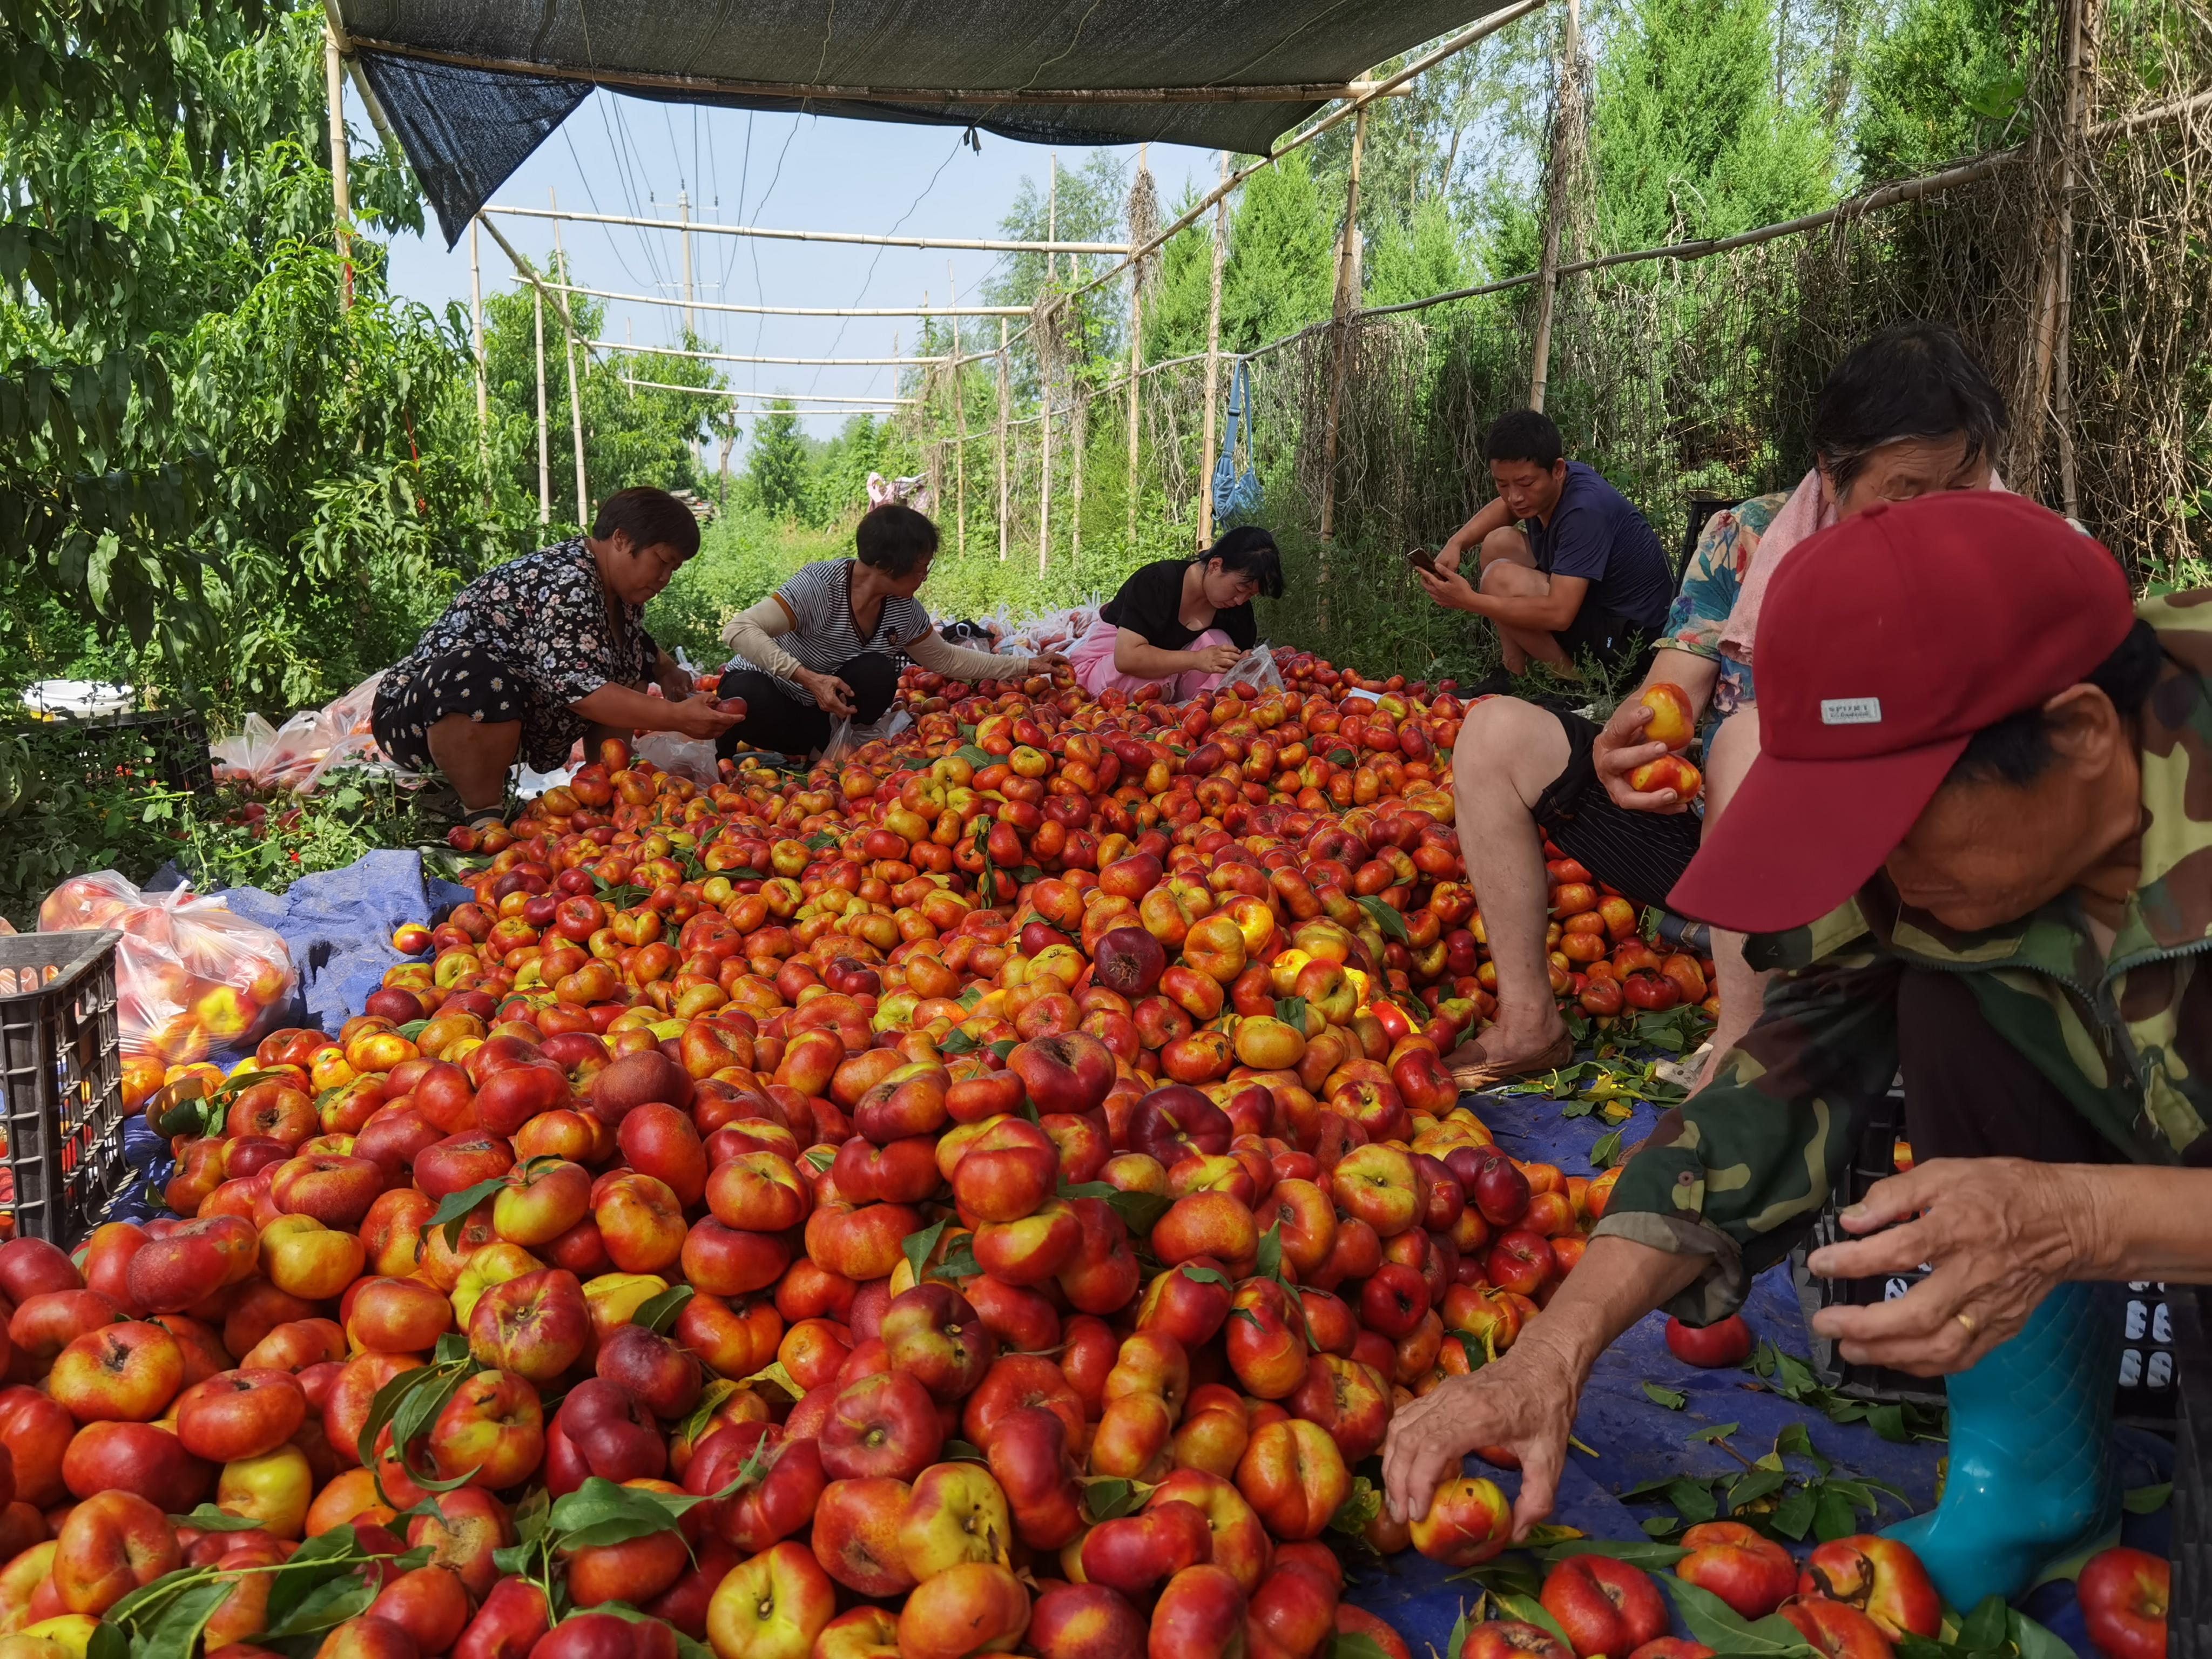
top-left (335, 0), bottom-right (1515, 246)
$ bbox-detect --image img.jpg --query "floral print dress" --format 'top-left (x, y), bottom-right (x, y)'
top-left (1663, 491), bottom-right (1788, 725)
top-left (371, 538), bottom-right (657, 773)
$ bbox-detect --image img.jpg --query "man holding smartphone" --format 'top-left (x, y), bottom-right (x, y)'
top-left (1415, 408), bottom-right (1673, 682)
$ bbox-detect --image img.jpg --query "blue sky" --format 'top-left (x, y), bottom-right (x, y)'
top-left (368, 87), bottom-right (1222, 442)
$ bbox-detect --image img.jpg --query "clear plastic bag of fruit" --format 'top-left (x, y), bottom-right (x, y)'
top-left (37, 872), bottom-right (296, 1064)
top-left (1216, 641), bottom-right (1285, 695)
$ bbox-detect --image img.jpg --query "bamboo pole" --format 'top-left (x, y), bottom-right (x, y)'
top-left (1527, 0), bottom-right (1582, 412)
top-left (1197, 152), bottom-right (1230, 547)
top-left (2030, 0), bottom-right (2099, 518)
top-left (1126, 263), bottom-right (1144, 551)
top-left (324, 19), bottom-right (351, 306)
top-left (1040, 157), bottom-right (1057, 577)
top-left (1071, 393), bottom-right (1085, 566)
top-left (341, 38), bottom-right (1417, 106)
top-left (996, 320), bottom-right (1010, 563)
top-left (951, 263), bottom-right (967, 556)
top-left (469, 218), bottom-right (488, 441)
top-left (593, 340), bottom-right (946, 367)
top-left (535, 286), bottom-right (550, 523)
top-left (552, 191), bottom-right (589, 528)
top-left (610, 379), bottom-right (907, 409)
top-left (1318, 107), bottom-right (1367, 544)
top-left (545, 284), bottom-right (1027, 318)
top-left (483, 205), bottom-right (1125, 255)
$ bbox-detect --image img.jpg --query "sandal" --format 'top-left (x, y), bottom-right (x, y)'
top-left (1447, 1031), bottom-right (1576, 1094)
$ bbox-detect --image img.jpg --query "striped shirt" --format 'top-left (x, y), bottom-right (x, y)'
top-left (766, 559), bottom-right (932, 703)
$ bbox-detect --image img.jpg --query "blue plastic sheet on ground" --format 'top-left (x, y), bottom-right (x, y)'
top-left (1344, 1081), bottom-right (2176, 1657)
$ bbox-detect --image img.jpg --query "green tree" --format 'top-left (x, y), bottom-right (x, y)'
top-left (746, 403), bottom-right (810, 522)
top-left (1853, 0), bottom-right (2035, 180)
top-left (1219, 152), bottom-right (1338, 352)
top-left (1365, 198), bottom-right (1474, 307)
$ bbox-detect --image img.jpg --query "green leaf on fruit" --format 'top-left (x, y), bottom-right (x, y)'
top-left (1685, 1422), bottom-right (1739, 1444)
top-left (1955, 1596), bottom-right (2009, 1654)
top-left (136, 1579), bottom-right (243, 1659)
top-left (1495, 1594), bottom-right (1576, 1650)
top-left (738, 1359), bottom-right (801, 1400)
top-left (941, 1439), bottom-right (989, 1464)
top-left (956, 984), bottom-right (986, 1010)
top-left (356, 1363), bottom-right (448, 1470)
top-left (2125, 1481), bottom-right (2172, 1514)
top-left (940, 1029), bottom-right (979, 1056)
top-left (1326, 1476), bottom-right (1381, 1535)
top-left (635, 1283), bottom-right (695, 1334)
top-left (1329, 1636), bottom-right (1395, 1659)
top-left (1536, 1539), bottom-right (1688, 1567)
top-left (1588, 1128), bottom-right (1625, 1170)
top-left (1640, 1515), bottom-right (1682, 1539)
top-left (88, 1626), bottom-right (127, 1659)
top-left (2009, 1610), bottom-right (2076, 1659)
top-left (802, 831), bottom-right (839, 851)
top-left (383, 1360), bottom-right (475, 1482)
top-left (1773, 1422), bottom-right (1819, 1462)
top-left (1724, 1468), bottom-right (1787, 1511)
top-left (1769, 1485), bottom-right (1818, 1541)
top-left (1659, 1575), bottom-right (1816, 1657)
top-left (1177, 1263), bottom-right (1232, 1288)
top-left (261, 1530), bottom-right (377, 1634)
top-left (677, 1379), bottom-right (744, 1448)
top-left (1641, 1382), bottom-right (1687, 1410)
top-left (395, 1019), bottom-right (431, 1040)
top-left (1273, 995), bottom-right (1307, 1029)
top-left (901, 1217), bottom-right (952, 1286)
top-left (1664, 1476), bottom-right (1718, 1523)
top-left (1812, 1486), bottom-right (1859, 1541)
top-left (802, 1145), bottom-right (837, 1172)
top-left (168, 1504), bottom-right (269, 1532)
top-left (1254, 1219), bottom-right (1284, 1280)
top-left (266, 1571), bottom-right (386, 1640)
top-left (1355, 895), bottom-right (1408, 942)
top-left (1452, 1329), bottom-right (1495, 1370)
top-left (547, 1476), bottom-right (704, 1551)
top-left (1102, 1188), bottom-right (1171, 1235)
top-left (433, 1332), bottom-right (471, 1365)
top-left (1079, 1476), bottom-right (1150, 1521)
top-left (490, 1543), bottom-right (538, 1576)
top-left (589, 1603), bottom-right (716, 1659)
top-left (955, 744), bottom-right (992, 768)
top-left (420, 1176), bottom-right (507, 1250)
top-left (932, 1240), bottom-right (983, 1282)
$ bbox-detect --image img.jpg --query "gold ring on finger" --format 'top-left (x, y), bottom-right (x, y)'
top-left (1955, 1311), bottom-right (1977, 1336)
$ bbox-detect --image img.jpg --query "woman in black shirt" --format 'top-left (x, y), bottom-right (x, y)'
top-left (1070, 527), bottom-right (1284, 699)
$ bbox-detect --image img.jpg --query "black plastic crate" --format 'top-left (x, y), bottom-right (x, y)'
top-left (1792, 1090), bottom-right (2179, 1425)
top-left (12, 709), bottom-right (214, 799)
top-left (2174, 1285), bottom-right (2209, 1659)
top-left (0, 932), bottom-right (130, 1246)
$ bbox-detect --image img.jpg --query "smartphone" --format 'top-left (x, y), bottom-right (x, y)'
top-left (1406, 546), bottom-right (1441, 576)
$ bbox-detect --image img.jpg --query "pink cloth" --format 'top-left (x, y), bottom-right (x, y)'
top-left (1069, 617), bottom-right (1232, 702)
top-left (1717, 467), bottom-right (2009, 665)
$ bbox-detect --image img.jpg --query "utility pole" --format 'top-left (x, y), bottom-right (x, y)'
top-left (680, 189), bottom-right (696, 339)
top-left (1197, 151), bottom-right (1230, 547)
top-left (950, 262), bottom-right (967, 555)
top-left (996, 319), bottom-right (1010, 563)
top-left (552, 189), bottom-right (589, 528)
top-left (1318, 107), bottom-right (1368, 544)
top-left (469, 218), bottom-right (488, 444)
top-left (323, 18), bottom-right (351, 307)
top-left (535, 284), bottom-right (550, 524)
top-left (1528, 0), bottom-right (1584, 412)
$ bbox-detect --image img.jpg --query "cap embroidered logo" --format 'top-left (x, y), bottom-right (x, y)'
top-left (1819, 698), bottom-right (1883, 725)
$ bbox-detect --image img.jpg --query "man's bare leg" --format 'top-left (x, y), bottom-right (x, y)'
top-left (1444, 697), bottom-right (1574, 1077)
top-left (426, 714), bottom-right (521, 815)
top-left (1480, 561), bottom-right (1575, 672)
top-left (1477, 528), bottom-right (1543, 674)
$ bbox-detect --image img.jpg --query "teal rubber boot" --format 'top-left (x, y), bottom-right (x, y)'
top-left (1883, 1282), bottom-right (2121, 1610)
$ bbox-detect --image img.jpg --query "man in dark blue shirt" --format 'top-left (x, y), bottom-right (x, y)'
top-left (1418, 409), bottom-right (1673, 680)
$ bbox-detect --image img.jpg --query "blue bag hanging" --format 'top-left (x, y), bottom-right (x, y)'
top-left (1210, 359), bottom-right (1263, 528)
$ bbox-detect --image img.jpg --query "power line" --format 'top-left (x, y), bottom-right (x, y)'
top-left (808, 129), bottom-right (970, 398)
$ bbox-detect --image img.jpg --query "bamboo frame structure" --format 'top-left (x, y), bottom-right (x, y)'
top-left (996, 322), bottom-right (1010, 563)
top-left (1527, 0), bottom-right (1583, 412)
top-left (551, 193), bottom-right (589, 528)
top-left (1317, 106), bottom-right (1366, 545)
top-left (548, 282), bottom-right (1026, 318)
top-left (950, 265), bottom-right (968, 555)
top-left (324, 19), bottom-right (351, 306)
top-left (534, 285), bottom-right (549, 523)
top-left (594, 342), bottom-right (945, 366)
top-left (618, 377), bottom-right (907, 411)
top-left (483, 204), bottom-right (1124, 255)
top-left (469, 219), bottom-right (488, 443)
top-left (1197, 152), bottom-right (1230, 547)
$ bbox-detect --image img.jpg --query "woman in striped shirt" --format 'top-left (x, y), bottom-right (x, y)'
top-left (717, 504), bottom-right (1067, 759)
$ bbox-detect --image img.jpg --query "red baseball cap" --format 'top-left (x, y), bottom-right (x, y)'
top-left (1667, 491), bottom-right (2135, 934)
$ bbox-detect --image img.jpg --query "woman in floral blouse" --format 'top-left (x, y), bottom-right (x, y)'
top-left (372, 488), bottom-right (739, 823)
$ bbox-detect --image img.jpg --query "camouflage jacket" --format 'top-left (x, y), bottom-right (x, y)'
top-left (1593, 591), bottom-right (2212, 1325)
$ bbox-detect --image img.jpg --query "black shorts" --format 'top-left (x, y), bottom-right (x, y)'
top-left (1553, 603), bottom-right (1651, 672)
top-left (1530, 707), bottom-right (1703, 912)
top-left (370, 649), bottom-right (535, 773)
top-left (716, 653), bottom-right (900, 760)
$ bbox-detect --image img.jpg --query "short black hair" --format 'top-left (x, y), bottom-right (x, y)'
top-left (1199, 525), bottom-right (1284, 599)
top-left (1947, 619), bottom-right (2166, 787)
top-left (594, 487), bottom-right (700, 559)
top-left (855, 503), bottom-right (939, 576)
top-left (1484, 409), bottom-right (1565, 470)
top-left (1813, 323), bottom-right (2007, 497)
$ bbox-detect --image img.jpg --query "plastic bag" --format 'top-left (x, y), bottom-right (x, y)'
top-left (632, 732), bottom-right (720, 787)
top-left (38, 872), bottom-right (297, 1064)
top-left (1216, 642), bottom-right (1284, 696)
top-left (210, 672), bottom-right (404, 794)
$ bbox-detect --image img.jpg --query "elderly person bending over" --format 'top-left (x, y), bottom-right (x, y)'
top-left (717, 503), bottom-right (1064, 759)
top-left (1385, 493), bottom-right (2212, 1617)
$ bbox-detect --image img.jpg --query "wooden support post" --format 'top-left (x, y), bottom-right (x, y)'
top-left (324, 18), bottom-right (352, 306)
top-left (1038, 385), bottom-right (1054, 577)
top-left (535, 285), bottom-right (550, 524)
top-left (950, 263), bottom-right (967, 555)
top-left (552, 191), bottom-right (589, 528)
top-left (1197, 151), bottom-right (1230, 547)
top-left (1126, 269), bottom-right (1144, 551)
top-left (469, 218), bottom-right (488, 444)
top-left (2031, 0), bottom-right (2098, 520)
top-left (1318, 106), bottom-right (1367, 545)
top-left (1528, 0), bottom-right (1582, 412)
top-left (1071, 392), bottom-right (1085, 565)
top-left (996, 320), bottom-right (1010, 562)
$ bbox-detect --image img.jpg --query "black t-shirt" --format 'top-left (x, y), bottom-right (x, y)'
top-left (1100, 559), bottom-right (1259, 651)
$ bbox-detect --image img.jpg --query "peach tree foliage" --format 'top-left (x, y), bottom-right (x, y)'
top-left (0, 0), bottom-right (536, 720)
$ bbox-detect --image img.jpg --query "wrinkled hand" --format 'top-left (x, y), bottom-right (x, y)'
top-left (1592, 700), bottom-right (1687, 813)
top-left (1381, 1340), bottom-right (1578, 1541)
top-left (658, 664), bottom-right (695, 700)
top-left (665, 693), bottom-right (741, 741)
top-left (798, 668), bottom-right (858, 719)
top-left (1190, 642), bottom-right (1246, 675)
top-left (1417, 565), bottom-right (1481, 613)
top-left (1027, 651), bottom-right (1072, 676)
top-left (1805, 1158), bottom-right (2096, 1375)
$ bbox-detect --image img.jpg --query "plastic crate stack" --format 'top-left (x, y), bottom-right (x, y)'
top-left (0, 931), bottom-right (132, 1245)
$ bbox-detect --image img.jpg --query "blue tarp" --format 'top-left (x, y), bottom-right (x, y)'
top-left (116, 853), bottom-right (2176, 1654)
